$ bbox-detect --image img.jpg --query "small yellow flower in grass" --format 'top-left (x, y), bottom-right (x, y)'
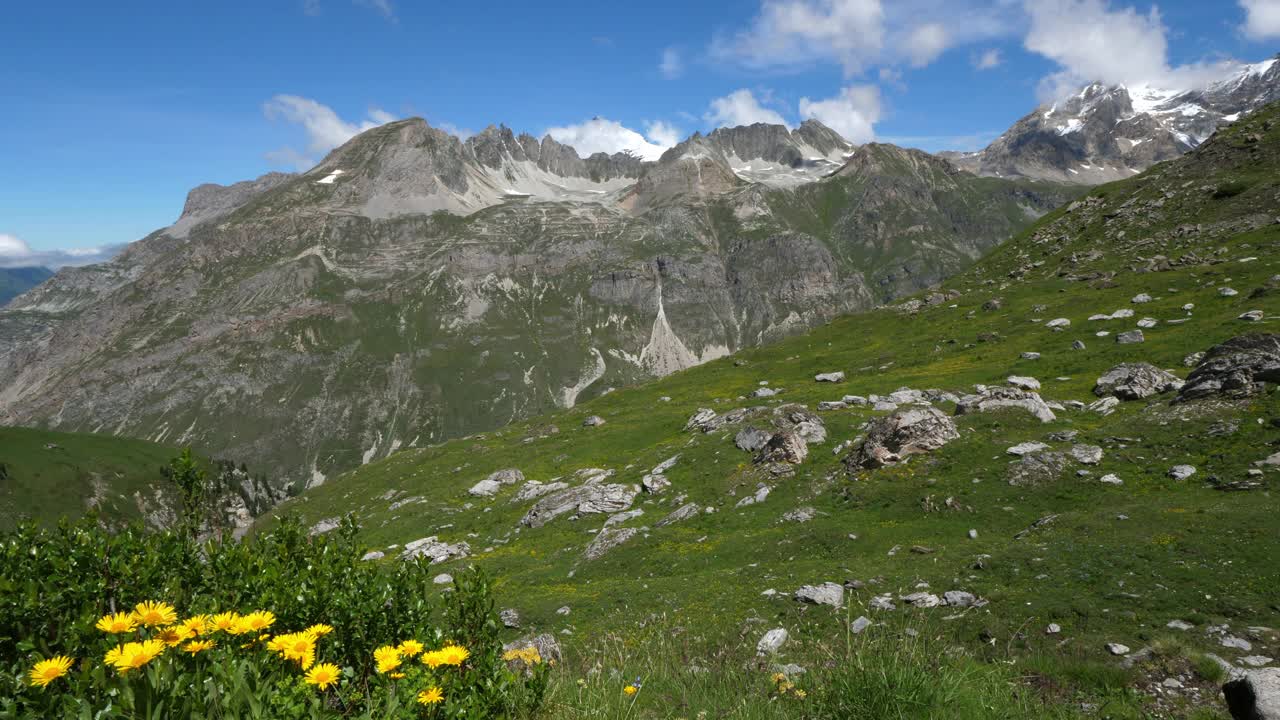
top-left (397, 638), bottom-right (424, 657)
top-left (304, 623), bottom-right (334, 639)
top-left (304, 663), bottom-right (341, 691)
top-left (28, 656), bottom-right (74, 688)
top-left (794, 689), bottom-right (807, 699)
top-left (95, 612), bottom-right (137, 634)
top-left (417, 686), bottom-right (444, 706)
top-left (211, 612), bottom-right (240, 633)
top-left (502, 647), bottom-right (542, 665)
top-left (183, 639), bottom-right (215, 655)
top-left (436, 644), bottom-right (469, 666)
top-left (131, 601), bottom-right (177, 627)
top-left (623, 685), bottom-right (638, 696)
top-left (109, 639), bottom-right (165, 674)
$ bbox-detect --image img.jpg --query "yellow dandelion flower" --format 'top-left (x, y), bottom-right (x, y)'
top-left (771, 672), bottom-right (787, 684)
top-left (182, 639), bottom-right (215, 654)
top-left (417, 686), bottom-right (444, 706)
top-left (304, 663), bottom-right (341, 691)
top-left (210, 612), bottom-right (240, 633)
top-left (131, 601), bottom-right (177, 627)
top-left (377, 656), bottom-right (401, 674)
top-left (110, 639), bottom-right (165, 674)
top-left (271, 632), bottom-right (317, 669)
top-left (304, 623), bottom-right (334, 639)
top-left (28, 656), bottom-right (74, 689)
top-left (794, 689), bottom-right (807, 699)
top-left (397, 639), bottom-right (424, 657)
top-left (624, 685), bottom-right (638, 696)
top-left (436, 644), bottom-right (469, 666)
top-left (95, 612), bottom-right (137, 634)
top-left (421, 650), bottom-right (445, 669)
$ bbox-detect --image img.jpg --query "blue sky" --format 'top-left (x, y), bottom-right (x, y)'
top-left (1, 0), bottom-right (1277, 265)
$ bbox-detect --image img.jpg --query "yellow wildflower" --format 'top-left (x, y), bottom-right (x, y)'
top-left (95, 612), bottom-right (137, 634)
top-left (156, 625), bottom-right (194, 647)
top-left (374, 645), bottom-right (402, 674)
top-left (304, 663), bottom-right (341, 691)
top-left (131, 601), bottom-right (177, 627)
top-left (624, 685), bottom-right (638, 696)
top-left (417, 686), bottom-right (444, 706)
top-left (109, 639), bottom-right (165, 674)
top-left (211, 612), bottom-right (240, 633)
top-left (304, 623), bottom-right (334, 639)
top-left (502, 647), bottom-right (542, 665)
top-left (238, 610), bottom-right (276, 633)
top-left (270, 632), bottom-right (317, 669)
top-left (389, 671), bottom-right (405, 679)
top-left (794, 689), bottom-right (807, 699)
top-left (436, 644), bottom-right (469, 666)
top-left (28, 656), bottom-right (73, 688)
top-left (421, 650), bottom-right (444, 669)
top-left (397, 638), bottom-right (424, 657)
top-left (182, 639), bottom-right (215, 655)
top-left (179, 615), bottom-right (210, 636)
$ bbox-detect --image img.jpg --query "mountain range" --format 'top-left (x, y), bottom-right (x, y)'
top-left (1, 61), bottom-right (1276, 498)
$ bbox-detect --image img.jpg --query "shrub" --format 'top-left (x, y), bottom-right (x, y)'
top-left (0, 516), bottom-right (547, 718)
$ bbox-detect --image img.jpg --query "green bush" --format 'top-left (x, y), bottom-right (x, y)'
top-left (0, 516), bottom-right (547, 718)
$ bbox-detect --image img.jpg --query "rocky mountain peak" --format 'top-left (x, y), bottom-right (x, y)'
top-left (168, 171), bottom-right (296, 238)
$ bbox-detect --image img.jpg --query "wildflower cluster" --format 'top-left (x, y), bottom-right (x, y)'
top-left (770, 671), bottom-right (807, 700)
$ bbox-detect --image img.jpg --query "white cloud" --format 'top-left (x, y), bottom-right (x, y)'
top-left (798, 84), bottom-right (882, 143)
top-left (263, 95), bottom-right (396, 170)
top-left (705, 89), bottom-right (789, 128)
top-left (436, 122), bottom-right (475, 140)
top-left (644, 120), bottom-right (683, 147)
top-left (354, 0), bottom-right (395, 20)
top-left (1241, 0), bottom-right (1280, 40)
top-left (1023, 0), bottom-right (1237, 99)
top-left (660, 47), bottom-right (683, 79)
top-left (544, 118), bottom-right (674, 161)
top-left (904, 23), bottom-right (949, 67)
top-left (712, 0), bottom-right (1013, 75)
top-left (973, 48), bottom-right (1002, 70)
top-left (0, 233), bottom-right (125, 270)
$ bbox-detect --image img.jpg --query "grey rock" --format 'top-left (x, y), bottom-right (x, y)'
top-left (1220, 287), bottom-right (1240, 297)
top-left (735, 484), bottom-right (772, 508)
top-left (1242, 657), bottom-right (1275, 668)
top-left (1240, 310), bottom-right (1265, 322)
top-left (901, 592), bottom-right (942, 608)
top-left (1046, 318), bottom-right (1071, 329)
top-left (433, 573), bottom-right (453, 585)
top-left (584, 526), bottom-right (641, 560)
top-left (851, 616), bottom-right (872, 634)
top-left (582, 415), bottom-right (606, 427)
top-left (308, 517), bottom-right (341, 535)
top-left (1007, 375), bottom-right (1042, 391)
top-left (400, 536), bottom-right (471, 564)
top-left (503, 634), bottom-right (562, 664)
top-left (757, 628), bottom-right (789, 655)
top-left (1072, 340), bottom-right (1087, 350)
top-left (1166, 620), bottom-right (1195, 631)
top-left (500, 608), bottom-right (521, 628)
top-left (1116, 330), bottom-right (1145, 344)
top-left (641, 474), bottom-right (671, 494)
top-left (815, 371), bottom-right (846, 383)
top-left (555, 606), bottom-right (571, 615)
top-left (756, 432), bottom-right (809, 465)
top-left (1021, 352), bottom-right (1042, 360)
top-left (842, 395), bottom-right (869, 405)
top-left (1184, 351), bottom-right (1206, 367)
top-left (468, 479), bottom-right (505, 497)
top-left (1132, 293), bottom-right (1153, 303)
top-left (650, 455), bottom-right (681, 476)
top-left (943, 591), bottom-right (977, 607)
top-left (1088, 396), bottom-right (1121, 415)
top-left (735, 426), bottom-right (771, 452)
top-left (782, 506), bottom-right (816, 523)
top-left (1094, 362), bottom-right (1184, 400)
top-left (1107, 643), bottom-right (1131, 656)
top-left (794, 582), bottom-right (844, 608)
top-left (1223, 668), bottom-right (1280, 720)
top-left (360, 550), bottom-right (385, 561)
top-left (1070, 444), bottom-right (1104, 465)
top-left (955, 386), bottom-right (1056, 422)
top-left (1179, 334), bottom-right (1280, 402)
top-left (604, 508), bottom-right (645, 527)
top-left (817, 400), bottom-right (848, 411)
top-left (521, 483), bottom-right (640, 528)
top-left (752, 386), bottom-right (779, 398)
top-left (655, 503), bottom-right (701, 527)
top-left (1007, 451), bottom-right (1069, 487)
top-left (1008, 441), bottom-right (1050, 456)
top-left (513, 480), bottom-right (570, 503)
top-left (1100, 473), bottom-right (1123, 485)
top-left (869, 594), bottom-right (897, 611)
top-left (847, 407), bottom-right (959, 469)
top-left (1224, 636), bottom-right (1256, 652)
top-left (1047, 623), bottom-right (1062, 634)
top-left (1169, 465), bottom-right (1197, 480)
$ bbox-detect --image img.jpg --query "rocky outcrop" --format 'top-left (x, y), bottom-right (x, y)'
top-left (1224, 667), bottom-right (1280, 719)
top-left (583, 526), bottom-right (641, 560)
top-left (520, 483), bottom-right (639, 528)
top-left (1093, 363), bottom-right (1184, 400)
top-left (1178, 334), bottom-right (1280, 401)
top-left (955, 387), bottom-right (1056, 423)
top-left (399, 536), bottom-right (471, 564)
top-left (846, 407), bottom-right (959, 470)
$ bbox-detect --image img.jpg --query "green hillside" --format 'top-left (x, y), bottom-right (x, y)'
top-left (263, 105), bottom-right (1280, 717)
top-left (0, 427), bottom-right (189, 529)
